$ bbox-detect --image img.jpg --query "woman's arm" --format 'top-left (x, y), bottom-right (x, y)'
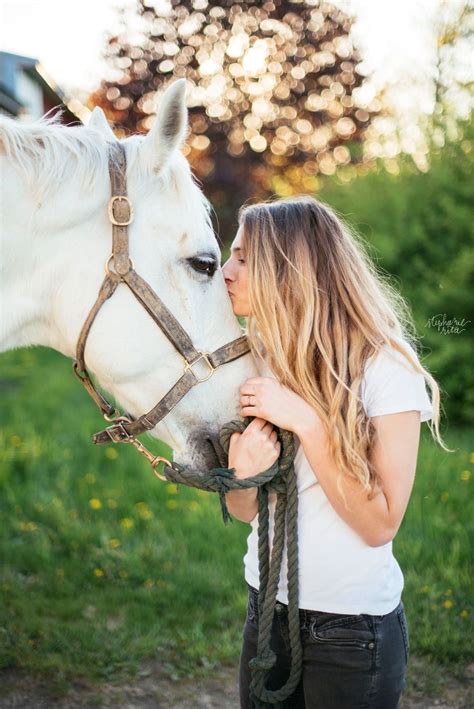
top-left (296, 410), bottom-right (422, 546)
top-left (224, 487), bottom-right (258, 524)
top-left (224, 416), bottom-right (279, 524)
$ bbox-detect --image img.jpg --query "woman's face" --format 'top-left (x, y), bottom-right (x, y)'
top-left (222, 224), bottom-right (250, 317)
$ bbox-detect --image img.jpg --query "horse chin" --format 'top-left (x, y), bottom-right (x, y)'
top-left (173, 427), bottom-right (227, 470)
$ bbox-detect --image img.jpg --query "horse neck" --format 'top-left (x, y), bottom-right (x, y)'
top-left (0, 155), bottom-right (108, 356)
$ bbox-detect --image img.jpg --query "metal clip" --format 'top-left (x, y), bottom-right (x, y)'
top-left (101, 413), bottom-right (171, 481)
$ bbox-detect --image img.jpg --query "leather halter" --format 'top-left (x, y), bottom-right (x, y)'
top-left (73, 142), bottom-right (250, 477)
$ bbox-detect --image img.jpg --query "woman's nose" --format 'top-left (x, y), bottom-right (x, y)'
top-left (222, 261), bottom-right (232, 279)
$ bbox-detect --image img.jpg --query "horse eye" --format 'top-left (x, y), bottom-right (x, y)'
top-left (187, 257), bottom-right (218, 278)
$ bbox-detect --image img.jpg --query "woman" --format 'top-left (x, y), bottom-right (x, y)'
top-left (221, 196), bottom-right (447, 709)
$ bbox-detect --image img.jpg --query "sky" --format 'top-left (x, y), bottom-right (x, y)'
top-left (0, 0), bottom-right (469, 158)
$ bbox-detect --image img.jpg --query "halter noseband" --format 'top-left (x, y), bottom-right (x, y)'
top-left (73, 142), bottom-right (250, 478)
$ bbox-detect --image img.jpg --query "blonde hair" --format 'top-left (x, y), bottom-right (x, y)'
top-left (238, 195), bottom-right (450, 509)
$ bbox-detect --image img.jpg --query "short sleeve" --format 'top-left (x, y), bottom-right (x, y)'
top-left (361, 338), bottom-right (434, 422)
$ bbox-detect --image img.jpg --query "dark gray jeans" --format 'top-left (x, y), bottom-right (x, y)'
top-left (239, 584), bottom-right (410, 708)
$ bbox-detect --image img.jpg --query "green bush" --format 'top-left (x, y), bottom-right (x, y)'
top-left (320, 116), bottom-right (474, 426)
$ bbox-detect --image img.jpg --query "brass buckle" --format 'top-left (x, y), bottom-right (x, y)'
top-left (183, 352), bottom-right (216, 382)
top-left (108, 195), bottom-right (134, 226)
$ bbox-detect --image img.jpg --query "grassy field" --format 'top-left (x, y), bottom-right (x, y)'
top-left (0, 346), bottom-right (472, 694)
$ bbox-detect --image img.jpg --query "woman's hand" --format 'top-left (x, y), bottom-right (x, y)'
top-left (228, 417), bottom-right (281, 480)
top-left (239, 376), bottom-right (322, 436)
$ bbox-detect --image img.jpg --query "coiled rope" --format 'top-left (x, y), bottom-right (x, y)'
top-left (159, 416), bottom-right (302, 708)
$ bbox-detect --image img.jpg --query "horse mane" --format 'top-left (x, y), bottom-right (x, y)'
top-left (0, 112), bottom-right (116, 196)
top-left (0, 111), bottom-right (214, 230)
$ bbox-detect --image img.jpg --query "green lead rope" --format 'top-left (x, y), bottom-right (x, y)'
top-left (160, 416), bottom-right (302, 708)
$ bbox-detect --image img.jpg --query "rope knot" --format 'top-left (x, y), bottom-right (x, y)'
top-left (248, 648), bottom-right (277, 672)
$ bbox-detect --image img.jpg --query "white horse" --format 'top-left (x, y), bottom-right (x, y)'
top-left (0, 79), bottom-right (257, 469)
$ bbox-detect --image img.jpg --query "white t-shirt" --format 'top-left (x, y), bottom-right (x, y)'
top-left (243, 336), bottom-right (434, 615)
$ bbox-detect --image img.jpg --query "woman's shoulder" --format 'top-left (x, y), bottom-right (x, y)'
top-left (363, 335), bottom-right (421, 374)
top-left (361, 335), bottom-right (433, 421)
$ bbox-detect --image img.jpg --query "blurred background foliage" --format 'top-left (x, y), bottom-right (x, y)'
top-left (320, 115), bottom-right (474, 426)
top-left (91, 0), bottom-right (381, 234)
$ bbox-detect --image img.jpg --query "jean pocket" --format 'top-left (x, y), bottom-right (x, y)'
top-left (396, 605), bottom-right (410, 663)
top-left (309, 614), bottom-right (375, 650)
top-left (246, 591), bottom-right (258, 628)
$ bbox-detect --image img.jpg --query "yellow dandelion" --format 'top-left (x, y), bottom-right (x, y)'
top-left (442, 599), bottom-right (454, 609)
top-left (139, 509), bottom-right (153, 520)
top-left (166, 499), bottom-right (178, 510)
top-left (167, 484), bottom-right (178, 494)
top-left (105, 448), bottom-right (118, 460)
top-left (134, 501), bottom-right (148, 510)
top-left (120, 517), bottom-right (134, 529)
top-left (108, 538), bottom-right (121, 549)
top-left (461, 470), bottom-right (471, 481)
top-left (469, 452), bottom-right (474, 464)
top-left (10, 435), bottom-right (22, 447)
top-left (188, 501), bottom-right (199, 512)
top-left (19, 521), bottom-right (38, 531)
top-left (118, 569), bottom-right (128, 579)
top-left (89, 498), bottom-right (102, 510)
top-left (107, 499), bottom-right (118, 509)
top-left (440, 492), bottom-right (449, 502)
top-left (460, 609), bottom-right (470, 618)
top-left (84, 473), bottom-right (96, 484)
top-left (144, 579), bottom-right (154, 588)
top-left (94, 568), bottom-right (104, 577)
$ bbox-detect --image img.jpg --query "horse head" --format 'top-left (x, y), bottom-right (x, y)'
top-left (0, 79), bottom-right (257, 469)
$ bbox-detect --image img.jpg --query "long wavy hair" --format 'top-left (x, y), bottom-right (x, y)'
top-left (238, 195), bottom-right (449, 509)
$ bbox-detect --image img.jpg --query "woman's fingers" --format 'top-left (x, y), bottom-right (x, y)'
top-left (248, 417), bottom-right (267, 429)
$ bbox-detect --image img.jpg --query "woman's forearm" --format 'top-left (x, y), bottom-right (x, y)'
top-left (225, 487), bottom-right (258, 523)
top-left (296, 415), bottom-right (391, 547)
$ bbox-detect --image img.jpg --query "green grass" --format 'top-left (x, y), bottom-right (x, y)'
top-left (0, 346), bottom-right (472, 692)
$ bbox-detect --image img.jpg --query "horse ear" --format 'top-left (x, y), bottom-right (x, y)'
top-left (88, 107), bottom-right (115, 140)
top-left (141, 79), bottom-right (189, 174)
